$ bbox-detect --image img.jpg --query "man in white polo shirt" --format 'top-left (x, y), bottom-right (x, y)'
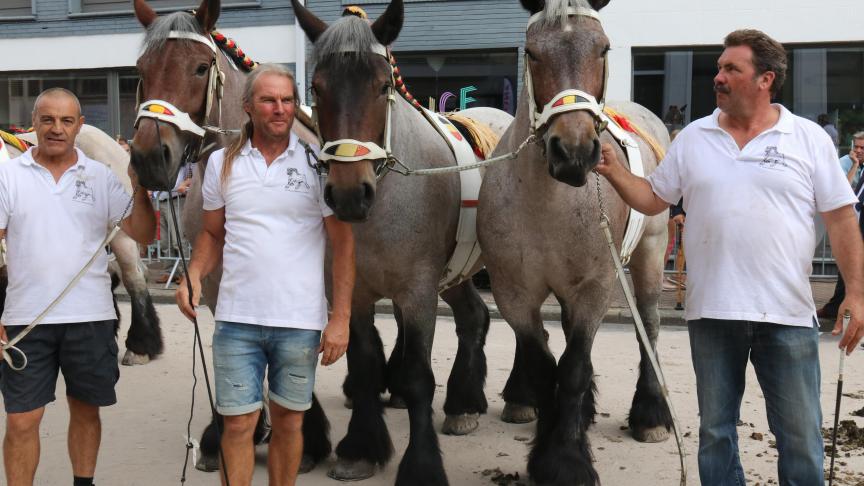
top-left (0, 88), bottom-right (156, 486)
top-left (176, 64), bottom-right (355, 486)
top-left (597, 30), bottom-right (864, 485)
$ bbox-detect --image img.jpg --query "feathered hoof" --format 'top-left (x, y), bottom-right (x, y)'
top-left (195, 453), bottom-right (220, 472)
top-left (442, 413), bottom-right (480, 436)
top-left (388, 395), bottom-right (407, 409)
top-left (501, 403), bottom-right (537, 424)
top-left (121, 349), bottom-right (151, 366)
top-left (328, 459), bottom-right (377, 482)
top-left (632, 425), bottom-right (671, 443)
top-left (299, 454), bottom-right (317, 474)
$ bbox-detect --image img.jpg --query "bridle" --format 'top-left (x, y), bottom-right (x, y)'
top-left (524, 6), bottom-right (610, 137)
top-left (305, 43), bottom-right (402, 180)
top-left (134, 31), bottom-right (230, 164)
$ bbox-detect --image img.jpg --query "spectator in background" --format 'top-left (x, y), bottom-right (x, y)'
top-left (115, 135), bottom-right (131, 154)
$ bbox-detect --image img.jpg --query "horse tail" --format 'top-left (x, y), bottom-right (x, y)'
top-left (445, 114), bottom-right (501, 160)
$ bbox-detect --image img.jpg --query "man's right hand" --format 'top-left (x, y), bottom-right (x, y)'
top-left (176, 276), bottom-right (201, 321)
top-left (851, 148), bottom-right (860, 166)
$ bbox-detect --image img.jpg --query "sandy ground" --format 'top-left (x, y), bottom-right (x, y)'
top-left (2, 302), bottom-right (863, 486)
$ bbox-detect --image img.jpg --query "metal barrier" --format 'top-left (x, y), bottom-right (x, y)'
top-left (144, 193), bottom-right (192, 288)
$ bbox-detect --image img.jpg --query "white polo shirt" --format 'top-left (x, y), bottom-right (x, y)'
top-left (648, 105), bottom-right (857, 327)
top-left (202, 134), bottom-right (333, 330)
top-left (0, 148), bottom-right (132, 325)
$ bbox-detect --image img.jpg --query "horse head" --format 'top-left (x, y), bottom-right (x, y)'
top-left (130, 0), bottom-right (222, 191)
top-left (292, 0), bottom-right (404, 222)
top-left (521, 0), bottom-right (610, 187)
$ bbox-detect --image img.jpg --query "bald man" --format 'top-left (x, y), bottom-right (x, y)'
top-left (0, 88), bottom-right (155, 486)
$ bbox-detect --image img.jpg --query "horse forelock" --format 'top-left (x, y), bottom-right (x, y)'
top-left (534, 0), bottom-right (595, 29)
top-left (141, 11), bottom-right (205, 56)
top-left (312, 16), bottom-right (380, 68)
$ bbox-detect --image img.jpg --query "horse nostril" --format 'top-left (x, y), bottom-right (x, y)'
top-left (549, 136), bottom-right (569, 161)
top-left (362, 182), bottom-right (375, 203)
top-left (591, 138), bottom-right (601, 162)
top-left (323, 184), bottom-right (334, 207)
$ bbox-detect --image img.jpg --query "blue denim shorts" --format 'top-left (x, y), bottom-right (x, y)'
top-left (212, 321), bottom-right (321, 415)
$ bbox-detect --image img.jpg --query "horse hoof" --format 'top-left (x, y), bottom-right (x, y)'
top-left (121, 350), bottom-right (150, 366)
top-left (298, 454), bottom-right (317, 474)
top-left (195, 454), bottom-right (220, 472)
top-left (328, 459), bottom-right (376, 481)
top-left (387, 395), bottom-right (407, 409)
top-left (442, 413), bottom-right (480, 436)
top-left (632, 425), bottom-right (671, 443)
top-left (501, 403), bottom-right (537, 424)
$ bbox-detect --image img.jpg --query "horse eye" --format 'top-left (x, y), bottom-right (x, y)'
top-left (195, 64), bottom-right (209, 76)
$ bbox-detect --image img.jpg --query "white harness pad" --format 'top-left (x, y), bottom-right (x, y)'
top-left (600, 111), bottom-right (647, 264)
top-left (419, 108), bottom-right (484, 292)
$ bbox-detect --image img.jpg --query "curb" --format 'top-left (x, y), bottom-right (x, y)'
top-left (116, 287), bottom-right (689, 326)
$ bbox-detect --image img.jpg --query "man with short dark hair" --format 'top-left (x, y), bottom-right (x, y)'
top-left (176, 64), bottom-right (355, 486)
top-left (0, 88), bottom-right (156, 486)
top-left (597, 29), bottom-right (864, 485)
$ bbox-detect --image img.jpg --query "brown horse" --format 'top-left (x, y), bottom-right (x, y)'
top-left (477, 0), bottom-right (673, 484)
top-left (128, 0), bottom-right (331, 473)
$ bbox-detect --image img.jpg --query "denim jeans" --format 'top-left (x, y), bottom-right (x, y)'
top-left (213, 321), bottom-right (321, 415)
top-left (688, 319), bottom-right (823, 486)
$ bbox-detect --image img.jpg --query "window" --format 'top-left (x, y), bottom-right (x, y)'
top-left (76, 0), bottom-right (256, 15)
top-left (0, 0), bottom-right (32, 18)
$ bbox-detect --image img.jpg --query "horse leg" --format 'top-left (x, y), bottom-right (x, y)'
top-left (386, 304), bottom-right (407, 409)
top-left (440, 280), bottom-right (489, 435)
top-left (625, 223), bottom-right (673, 443)
top-left (330, 302), bottom-right (393, 481)
top-left (392, 293), bottom-right (448, 486)
top-left (528, 293), bottom-right (602, 486)
top-left (196, 415), bottom-right (222, 472)
top-left (110, 231), bottom-right (163, 365)
top-left (299, 394), bottom-right (332, 473)
top-left (501, 332), bottom-right (540, 424)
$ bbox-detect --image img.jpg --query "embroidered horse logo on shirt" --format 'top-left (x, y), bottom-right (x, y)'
top-left (72, 167), bottom-right (95, 205)
top-left (760, 146), bottom-right (788, 170)
top-left (285, 168), bottom-right (310, 193)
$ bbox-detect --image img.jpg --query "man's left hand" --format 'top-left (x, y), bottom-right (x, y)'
top-left (320, 315), bottom-right (349, 365)
top-left (833, 295), bottom-right (864, 355)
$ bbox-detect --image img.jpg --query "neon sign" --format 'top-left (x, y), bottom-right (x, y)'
top-left (436, 85), bottom-right (478, 113)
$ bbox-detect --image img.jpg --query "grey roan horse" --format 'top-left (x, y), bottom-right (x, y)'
top-left (292, 0), bottom-right (512, 483)
top-left (129, 0), bottom-right (331, 473)
top-left (478, 0), bottom-right (673, 484)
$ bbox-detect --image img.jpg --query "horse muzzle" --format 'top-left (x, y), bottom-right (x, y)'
top-left (545, 134), bottom-right (601, 188)
top-left (129, 146), bottom-right (182, 191)
top-left (323, 182), bottom-right (376, 222)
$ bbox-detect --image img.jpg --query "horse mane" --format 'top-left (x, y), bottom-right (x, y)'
top-left (141, 11), bottom-right (203, 55)
top-left (312, 16), bottom-right (380, 69)
top-left (535, 0), bottom-right (595, 28)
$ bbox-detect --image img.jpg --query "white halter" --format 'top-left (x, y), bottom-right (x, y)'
top-left (525, 6), bottom-right (609, 134)
top-left (134, 31), bottom-right (225, 138)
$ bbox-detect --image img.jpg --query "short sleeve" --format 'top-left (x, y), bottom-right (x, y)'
top-left (812, 132), bottom-right (857, 213)
top-left (0, 169), bottom-right (10, 229)
top-left (107, 170), bottom-right (133, 224)
top-left (202, 151), bottom-right (226, 211)
top-left (646, 136), bottom-right (684, 205)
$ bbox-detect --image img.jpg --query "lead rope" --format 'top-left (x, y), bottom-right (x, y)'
top-left (149, 119), bottom-right (229, 486)
top-left (592, 171), bottom-right (687, 486)
top-left (1, 185), bottom-right (138, 370)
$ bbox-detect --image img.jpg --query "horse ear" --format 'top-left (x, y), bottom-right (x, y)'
top-left (370, 0), bottom-right (404, 47)
top-left (519, 0), bottom-right (544, 15)
top-left (133, 0), bottom-right (157, 27)
top-left (195, 0), bottom-right (221, 33)
top-left (290, 0), bottom-right (328, 43)
top-left (588, 0), bottom-right (611, 11)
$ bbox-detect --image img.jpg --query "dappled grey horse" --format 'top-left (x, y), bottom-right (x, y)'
top-left (128, 0), bottom-right (331, 473)
top-left (477, 0), bottom-right (673, 484)
top-left (292, 0), bottom-right (512, 484)
top-left (2, 125), bottom-right (163, 365)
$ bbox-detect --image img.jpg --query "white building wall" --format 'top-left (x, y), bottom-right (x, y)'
top-left (0, 24), bottom-right (297, 71)
top-left (601, 0), bottom-right (863, 100)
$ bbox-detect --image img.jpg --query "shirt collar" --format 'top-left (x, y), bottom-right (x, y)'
top-left (240, 132), bottom-right (298, 159)
top-left (704, 104), bottom-right (794, 134)
top-left (19, 146), bottom-right (88, 169)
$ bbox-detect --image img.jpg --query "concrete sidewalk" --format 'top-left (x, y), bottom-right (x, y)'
top-left (118, 265), bottom-right (842, 328)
